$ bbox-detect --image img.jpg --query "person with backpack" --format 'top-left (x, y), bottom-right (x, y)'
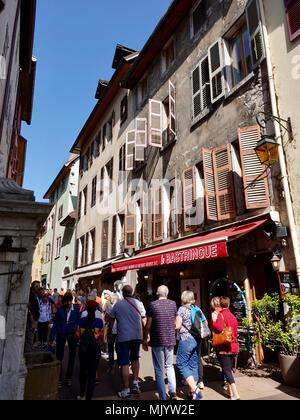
top-left (76, 300), bottom-right (104, 400)
top-left (175, 290), bottom-right (203, 400)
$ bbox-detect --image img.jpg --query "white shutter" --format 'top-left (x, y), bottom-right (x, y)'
top-left (136, 118), bottom-right (147, 147)
top-left (246, 0), bottom-right (265, 68)
top-left (208, 39), bottom-right (225, 103)
top-left (149, 100), bottom-right (162, 147)
top-left (200, 55), bottom-right (211, 110)
top-left (169, 80), bottom-right (176, 136)
top-left (192, 64), bottom-right (201, 121)
top-left (126, 130), bottom-right (136, 170)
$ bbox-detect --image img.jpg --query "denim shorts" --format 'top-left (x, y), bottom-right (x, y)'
top-left (116, 340), bottom-right (141, 367)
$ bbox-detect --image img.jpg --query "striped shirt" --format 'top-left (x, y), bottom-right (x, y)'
top-left (147, 299), bottom-right (177, 347)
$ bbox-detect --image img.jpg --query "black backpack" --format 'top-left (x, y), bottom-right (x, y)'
top-left (80, 327), bottom-right (97, 355)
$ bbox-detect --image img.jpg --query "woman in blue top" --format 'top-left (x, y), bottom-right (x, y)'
top-left (76, 300), bottom-right (104, 400)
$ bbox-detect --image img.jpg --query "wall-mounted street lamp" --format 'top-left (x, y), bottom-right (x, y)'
top-left (270, 251), bottom-right (282, 272)
top-left (255, 112), bottom-right (294, 167)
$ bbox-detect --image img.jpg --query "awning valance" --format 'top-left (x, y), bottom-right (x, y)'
top-left (111, 219), bottom-right (268, 273)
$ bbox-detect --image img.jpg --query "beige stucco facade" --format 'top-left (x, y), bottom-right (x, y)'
top-left (263, 0), bottom-right (300, 242)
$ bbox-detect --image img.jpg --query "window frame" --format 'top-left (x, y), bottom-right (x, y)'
top-left (161, 37), bottom-right (175, 75)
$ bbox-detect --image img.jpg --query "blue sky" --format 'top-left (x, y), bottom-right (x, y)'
top-left (22, 0), bottom-right (172, 201)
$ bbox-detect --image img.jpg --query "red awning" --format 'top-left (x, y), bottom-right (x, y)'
top-left (111, 219), bottom-right (268, 273)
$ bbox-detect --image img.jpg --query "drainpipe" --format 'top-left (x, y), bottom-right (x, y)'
top-left (259, 0), bottom-right (300, 289)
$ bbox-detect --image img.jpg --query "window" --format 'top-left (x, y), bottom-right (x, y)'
top-left (106, 158), bottom-right (114, 193)
top-left (51, 215), bottom-right (54, 230)
top-left (80, 155), bottom-right (84, 177)
top-left (83, 186), bottom-right (88, 215)
top-left (102, 124), bottom-right (107, 151)
top-left (107, 112), bottom-right (114, 143)
top-left (191, 0), bottom-right (207, 38)
top-left (119, 144), bottom-right (126, 184)
top-left (79, 235), bottom-right (85, 266)
top-left (78, 191), bottom-right (82, 220)
top-left (149, 100), bottom-right (163, 147)
top-left (91, 176), bottom-right (97, 207)
top-left (101, 220), bottom-right (109, 261)
top-left (168, 184), bottom-right (178, 238)
top-left (89, 228), bottom-right (96, 263)
top-left (152, 187), bottom-right (163, 242)
top-left (125, 213), bottom-right (135, 249)
top-left (45, 243), bottom-right (51, 262)
top-left (56, 237), bottom-right (62, 258)
top-left (138, 77), bottom-right (148, 106)
top-left (284, 0), bottom-right (300, 42)
top-left (58, 205), bottom-right (63, 221)
top-left (100, 167), bottom-right (105, 202)
top-left (161, 38), bottom-right (175, 74)
top-left (96, 130), bottom-right (101, 157)
top-left (192, 55), bottom-right (212, 123)
top-left (120, 95), bottom-right (128, 125)
top-left (224, 20), bottom-right (252, 90)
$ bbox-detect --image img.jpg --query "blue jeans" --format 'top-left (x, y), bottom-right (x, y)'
top-left (152, 347), bottom-right (176, 400)
top-left (176, 336), bottom-right (200, 382)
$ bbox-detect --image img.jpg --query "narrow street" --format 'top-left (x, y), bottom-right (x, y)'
top-left (59, 349), bottom-right (300, 401)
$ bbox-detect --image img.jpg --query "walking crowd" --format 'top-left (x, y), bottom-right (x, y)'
top-left (25, 280), bottom-right (241, 401)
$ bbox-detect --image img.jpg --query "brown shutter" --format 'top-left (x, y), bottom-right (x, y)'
top-left (238, 125), bottom-right (270, 209)
top-left (213, 144), bottom-right (236, 220)
top-left (183, 168), bottom-right (196, 231)
top-left (125, 214), bottom-right (135, 249)
top-left (202, 149), bottom-right (218, 221)
top-left (153, 187), bottom-right (163, 241)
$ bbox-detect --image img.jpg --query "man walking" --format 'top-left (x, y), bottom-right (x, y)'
top-left (108, 284), bottom-right (146, 399)
top-left (142, 285), bottom-right (178, 400)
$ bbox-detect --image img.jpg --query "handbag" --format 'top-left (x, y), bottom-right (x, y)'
top-left (212, 314), bottom-right (233, 347)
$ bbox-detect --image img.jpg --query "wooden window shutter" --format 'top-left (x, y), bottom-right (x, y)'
top-left (183, 167), bottom-right (196, 231)
top-left (202, 148), bottom-right (218, 221)
top-left (169, 80), bottom-right (176, 136)
top-left (246, 0), bottom-right (266, 67)
top-left (125, 214), bottom-right (136, 249)
top-left (208, 39), bottom-right (225, 103)
top-left (135, 118), bottom-right (147, 161)
top-left (101, 220), bottom-right (109, 260)
top-left (200, 56), bottom-right (211, 110)
top-left (111, 215), bottom-right (117, 257)
top-left (192, 64), bottom-right (201, 121)
top-left (153, 187), bottom-right (163, 241)
top-left (284, 0), bottom-right (300, 42)
top-left (238, 125), bottom-right (270, 209)
top-left (149, 100), bottom-right (162, 147)
top-left (126, 130), bottom-right (136, 170)
top-left (213, 144), bottom-right (236, 220)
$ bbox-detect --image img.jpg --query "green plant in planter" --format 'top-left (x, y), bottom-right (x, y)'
top-left (243, 293), bottom-right (300, 356)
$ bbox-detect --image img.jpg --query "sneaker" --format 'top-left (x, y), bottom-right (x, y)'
top-left (77, 394), bottom-right (86, 400)
top-left (192, 388), bottom-right (203, 401)
top-left (132, 382), bottom-right (141, 395)
top-left (197, 381), bottom-right (204, 390)
top-left (169, 392), bottom-right (178, 400)
top-left (117, 389), bottom-right (131, 399)
top-left (230, 396), bottom-right (241, 400)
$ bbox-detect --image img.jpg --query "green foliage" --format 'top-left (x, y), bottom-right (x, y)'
top-left (243, 293), bottom-right (300, 356)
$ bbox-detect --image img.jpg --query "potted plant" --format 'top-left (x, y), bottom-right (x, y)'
top-left (243, 293), bottom-right (300, 387)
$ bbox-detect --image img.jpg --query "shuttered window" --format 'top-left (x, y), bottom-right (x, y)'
top-left (202, 149), bottom-right (218, 221)
top-left (126, 130), bottom-right (136, 170)
top-left (169, 81), bottom-right (176, 136)
top-left (101, 220), bottom-right (109, 261)
top-left (284, 0), bottom-right (300, 42)
top-left (84, 233), bottom-right (89, 265)
top-left (169, 184), bottom-right (178, 238)
top-left (90, 228), bottom-right (96, 263)
top-left (121, 95), bottom-right (128, 125)
top-left (99, 167), bottom-right (105, 202)
top-left (153, 187), bottom-right (163, 241)
top-left (83, 186), bottom-right (87, 216)
top-left (208, 39), bottom-right (225, 103)
top-left (149, 100), bottom-right (163, 147)
top-left (91, 176), bottom-right (97, 207)
top-left (125, 214), bottom-right (136, 248)
top-left (246, 0), bottom-right (265, 67)
top-left (238, 125), bottom-right (270, 209)
top-left (96, 130), bottom-right (101, 157)
top-left (192, 55), bottom-right (212, 123)
top-left (213, 145), bottom-right (236, 220)
top-left (183, 168), bottom-right (197, 231)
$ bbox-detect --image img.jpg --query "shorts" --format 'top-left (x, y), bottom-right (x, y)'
top-left (116, 340), bottom-right (141, 367)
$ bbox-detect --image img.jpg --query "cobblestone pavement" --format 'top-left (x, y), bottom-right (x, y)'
top-left (59, 348), bottom-right (300, 401)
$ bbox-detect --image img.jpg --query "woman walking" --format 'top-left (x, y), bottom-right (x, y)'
top-left (211, 296), bottom-right (240, 400)
top-left (76, 300), bottom-right (104, 400)
top-left (176, 291), bottom-right (203, 400)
